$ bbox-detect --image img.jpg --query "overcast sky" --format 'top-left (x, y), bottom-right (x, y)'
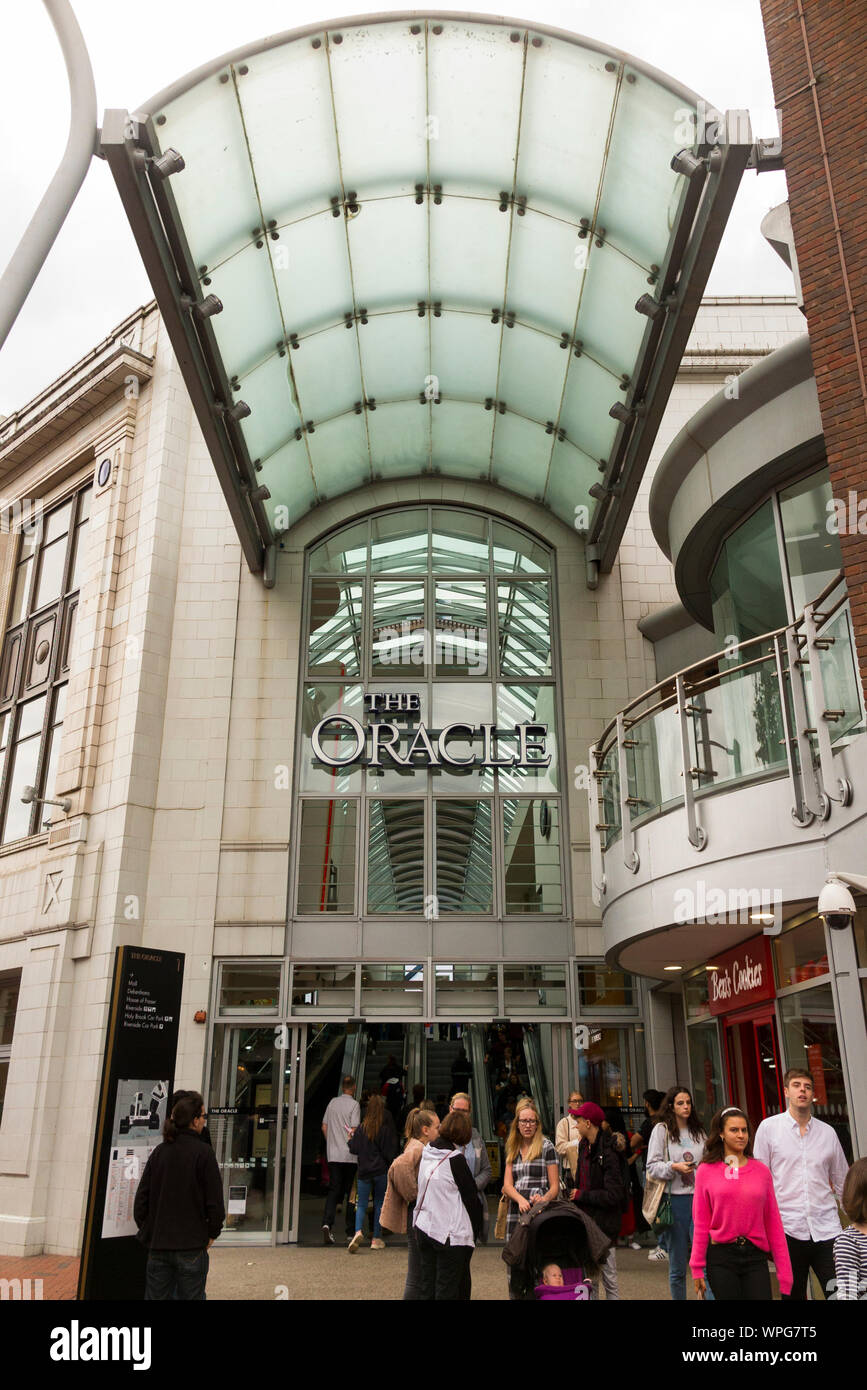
top-left (0, 0), bottom-right (792, 416)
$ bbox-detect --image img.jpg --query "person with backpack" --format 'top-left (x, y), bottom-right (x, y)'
top-left (562, 1100), bottom-right (627, 1300)
top-left (347, 1093), bottom-right (399, 1251)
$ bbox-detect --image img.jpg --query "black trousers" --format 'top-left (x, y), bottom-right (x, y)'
top-left (782, 1235), bottom-right (836, 1301)
top-left (705, 1240), bottom-right (772, 1301)
top-left (323, 1161), bottom-right (357, 1236)
top-left (415, 1228), bottom-right (473, 1300)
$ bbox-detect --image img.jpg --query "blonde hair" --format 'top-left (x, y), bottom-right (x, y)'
top-left (410, 1109), bottom-right (438, 1140)
top-left (505, 1098), bottom-right (544, 1164)
top-left (450, 1091), bottom-right (471, 1108)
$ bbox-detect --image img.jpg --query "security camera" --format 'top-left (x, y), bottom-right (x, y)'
top-left (818, 877), bottom-right (856, 932)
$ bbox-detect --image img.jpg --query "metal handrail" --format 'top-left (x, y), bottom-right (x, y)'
top-left (594, 571), bottom-right (848, 759)
top-left (589, 571), bottom-right (860, 880)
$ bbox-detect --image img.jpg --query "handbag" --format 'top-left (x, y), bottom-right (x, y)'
top-left (653, 1193), bottom-right (673, 1230)
top-left (495, 1192), bottom-right (509, 1241)
top-left (641, 1128), bottom-right (672, 1226)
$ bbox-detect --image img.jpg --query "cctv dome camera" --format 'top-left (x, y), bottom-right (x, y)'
top-left (818, 878), bottom-right (856, 932)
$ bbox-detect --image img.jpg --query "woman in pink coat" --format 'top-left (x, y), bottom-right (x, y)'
top-left (691, 1106), bottom-right (793, 1300)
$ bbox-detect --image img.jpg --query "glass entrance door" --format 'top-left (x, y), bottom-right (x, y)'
top-left (208, 1023), bottom-right (297, 1242)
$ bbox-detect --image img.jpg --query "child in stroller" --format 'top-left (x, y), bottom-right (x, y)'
top-left (535, 1260), bottom-right (592, 1301)
top-left (506, 1202), bottom-right (599, 1300)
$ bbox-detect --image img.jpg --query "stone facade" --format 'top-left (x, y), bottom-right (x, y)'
top-left (0, 295), bottom-right (804, 1254)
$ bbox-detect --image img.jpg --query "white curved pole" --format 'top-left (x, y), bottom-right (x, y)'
top-left (0, 0), bottom-right (97, 352)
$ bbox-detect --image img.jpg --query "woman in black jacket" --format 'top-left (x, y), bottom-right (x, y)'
top-left (563, 1101), bottom-right (627, 1300)
top-left (134, 1091), bottom-right (225, 1300)
top-left (347, 1093), bottom-right (399, 1252)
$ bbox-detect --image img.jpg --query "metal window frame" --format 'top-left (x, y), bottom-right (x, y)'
top-left (0, 485), bottom-right (88, 843)
top-left (288, 504), bottom-right (570, 928)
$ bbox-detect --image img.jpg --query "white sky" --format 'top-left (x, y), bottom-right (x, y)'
top-left (0, 0), bottom-right (792, 416)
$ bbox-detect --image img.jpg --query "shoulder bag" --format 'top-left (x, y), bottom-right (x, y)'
top-left (641, 1127), bottom-right (673, 1227)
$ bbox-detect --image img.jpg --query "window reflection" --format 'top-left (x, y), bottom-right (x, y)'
top-left (308, 581), bottom-right (362, 675)
top-left (372, 580), bottom-right (426, 674)
top-left (367, 800), bottom-right (424, 912)
top-left (497, 580), bottom-right (551, 677)
top-left (435, 800), bottom-right (493, 913)
top-left (370, 510), bottom-right (428, 573)
top-left (297, 800), bottom-right (357, 914)
top-left (503, 798), bottom-right (561, 913)
top-left (435, 581), bottom-right (487, 674)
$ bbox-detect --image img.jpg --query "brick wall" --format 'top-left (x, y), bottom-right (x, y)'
top-left (760, 0), bottom-right (867, 684)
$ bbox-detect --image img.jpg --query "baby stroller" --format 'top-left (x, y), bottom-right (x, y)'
top-left (503, 1199), bottom-right (608, 1301)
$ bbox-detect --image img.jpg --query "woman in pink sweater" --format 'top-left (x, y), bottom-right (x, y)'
top-left (691, 1106), bottom-right (793, 1300)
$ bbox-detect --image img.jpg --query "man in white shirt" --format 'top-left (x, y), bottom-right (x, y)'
top-left (753, 1067), bottom-right (850, 1300)
top-left (321, 1075), bottom-right (361, 1245)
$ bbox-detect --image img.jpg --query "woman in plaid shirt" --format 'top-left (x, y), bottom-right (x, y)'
top-left (502, 1097), bottom-right (559, 1297)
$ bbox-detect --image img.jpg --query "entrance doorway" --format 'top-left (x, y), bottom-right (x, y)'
top-left (286, 1019), bottom-right (568, 1244)
top-left (723, 1006), bottom-right (783, 1125)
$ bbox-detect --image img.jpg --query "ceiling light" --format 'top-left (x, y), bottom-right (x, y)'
top-left (663, 964), bottom-right (683, 972)
top-left (749, 913), bottom-right (776, 924)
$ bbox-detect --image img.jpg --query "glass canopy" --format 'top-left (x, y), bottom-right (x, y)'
top-left (119, 14), bottom-right (709, 550)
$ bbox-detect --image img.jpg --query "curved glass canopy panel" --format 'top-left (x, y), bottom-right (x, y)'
top-left (113, 13), bottom-right (719, 558)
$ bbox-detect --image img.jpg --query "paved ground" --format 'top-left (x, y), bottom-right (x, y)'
top-left (0, 1242), bottom-right (704, 1301)
top-left (0, 1253), bottom-right (79, 1300)
top-left (206, 1238), bottom-right (691, 1301)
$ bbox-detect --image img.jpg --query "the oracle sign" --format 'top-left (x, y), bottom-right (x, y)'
top-left (311, 691), bottom-right (550, 771)
top-left (707, 935), bottom-right (775, 1016)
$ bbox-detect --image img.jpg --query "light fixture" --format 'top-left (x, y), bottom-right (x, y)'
top-left (181, 292), bottom-right (223, 320)
top-left (221, 400), bottom-right (251, 422)
top-left (21, 785), bottom-right (71, 813)
top-left (248, 484), bottom-right (270, 502)
top-left (663, 964), bottom-right (683, 972)
top-left (705, 964), bottom-right (719, 972)
top-left (588, 482), bottom-right (608, 501)
top-left (609, 402), bottom-right (635, 425)
top-left (670, 149), bottom-right (704, 179)
top-left (635, 293), bottom-right (664, 320)
top-left (149, 147), bottom-right (186, 180)
top-left (749, 913), bottom-right (776, 924)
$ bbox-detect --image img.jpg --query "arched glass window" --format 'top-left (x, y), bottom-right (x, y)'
top-left (295, 508), bottom-right (564, 919)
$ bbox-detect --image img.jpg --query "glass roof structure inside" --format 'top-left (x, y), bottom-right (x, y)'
top-left (103, 14), bottom-right (751, 582)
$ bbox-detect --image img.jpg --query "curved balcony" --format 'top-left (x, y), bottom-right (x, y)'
top-left (589, 572), bottom-right (867, 975)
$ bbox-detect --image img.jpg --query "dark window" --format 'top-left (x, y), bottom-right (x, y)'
top-left (0, 487), bottom-right (90, 843)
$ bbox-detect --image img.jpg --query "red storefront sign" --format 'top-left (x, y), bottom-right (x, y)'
top-left (707, 935), bottom-right (776, 1016)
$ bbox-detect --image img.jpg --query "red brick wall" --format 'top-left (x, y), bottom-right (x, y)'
top-left (760, 0), bottom-right (867, 687)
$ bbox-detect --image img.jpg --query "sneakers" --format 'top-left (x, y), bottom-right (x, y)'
top-left (629, 1241), bottom-right (642, 1250)
top-left (648, 1246), bottom-right (669, 1261)
top-left (347, 1231), bottom-right (364, 1254)
top-left (370, 1238), bottom-right (385, 1250)
top-left (322, 1224), bottom-right (335, 1246)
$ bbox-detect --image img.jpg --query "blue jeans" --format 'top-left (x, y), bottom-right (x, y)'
top-left (145, 1248), bottom-right (208, 1300)
top-left (355, 1174), bottom-right (387, 1237)
top-left (669, 1192), bottom-right (714, 1301)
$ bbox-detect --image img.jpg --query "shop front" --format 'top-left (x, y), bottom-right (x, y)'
top-left (684, 921), bottom-right (858, 1158)
top-left (204, 957), bottom-right (647, 1243)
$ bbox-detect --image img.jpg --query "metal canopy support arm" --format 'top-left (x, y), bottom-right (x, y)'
top-left (100, 109), bottom-right (266, 577)
top-left (589, 110), bottom-right (754, 573)
top-left (0, 0), bottom-right (97, 353)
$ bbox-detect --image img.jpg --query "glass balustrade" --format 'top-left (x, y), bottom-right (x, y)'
top-left (595, 580), bottom-right (862, 856)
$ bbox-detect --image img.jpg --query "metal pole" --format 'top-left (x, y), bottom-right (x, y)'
top-left (0, 0), bottom-right (97, 353)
